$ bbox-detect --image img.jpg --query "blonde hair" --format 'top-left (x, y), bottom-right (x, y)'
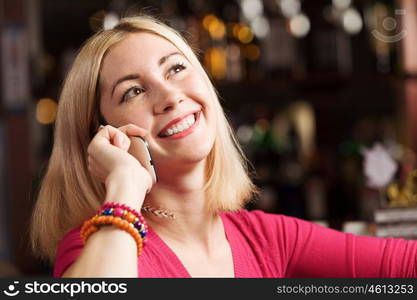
top-left (31, 15), bottom-right (257, 263)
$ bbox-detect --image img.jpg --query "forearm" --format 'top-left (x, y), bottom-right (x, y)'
top-left (62, 226), bottom-right (138, 277)
top-left (62, 171), bottom-right (147, 277)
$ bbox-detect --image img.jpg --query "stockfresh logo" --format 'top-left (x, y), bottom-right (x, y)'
top-left (3, 281), bottom-right (20, 297)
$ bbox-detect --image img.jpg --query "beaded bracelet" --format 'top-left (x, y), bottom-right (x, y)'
top-left (81, 202), bottom-right (148, 256)
top-left (80, 215), bottom-right (143, 256)
top-left (101, 202), bottom-right (147, 225)
top-left (102, 202), bottom-right (143, 220)
top-left (97, 203), bottom-right (148, 240)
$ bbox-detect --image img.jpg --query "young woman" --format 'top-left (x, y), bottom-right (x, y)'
top-left (31, 15), bottom-right (417, 278)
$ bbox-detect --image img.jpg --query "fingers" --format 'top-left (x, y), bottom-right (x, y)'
top-left (98, 124), bottom-right (148, 140)
top-left (117, 124), bottom-right (149, 143)
top-left (113, 131), bottom-right (127, 150)
top-left (116, 124), bottom-right (149, 151)
top-left (94, 124), bottom-right (149, 151)
top-left (87, 123), bottom-right (151, 185)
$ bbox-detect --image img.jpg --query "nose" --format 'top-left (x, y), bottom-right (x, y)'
top-left (153, 83), bottom-right (184, 114)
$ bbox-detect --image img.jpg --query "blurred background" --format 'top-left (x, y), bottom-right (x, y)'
top-left (1, 0), bottom-right (417, 277)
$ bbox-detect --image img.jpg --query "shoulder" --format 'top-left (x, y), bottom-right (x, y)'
top-left (221, 209), bottom-right (302, 225)
top-left (221, 209), bottom-right (307, 238)
top-left (220, 210), bottom-right (318, 268)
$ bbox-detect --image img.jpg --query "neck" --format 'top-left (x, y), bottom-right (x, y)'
top-left (143, 160), bottom-right (223, 248)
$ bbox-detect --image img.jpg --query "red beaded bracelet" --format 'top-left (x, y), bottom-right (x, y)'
top-left (101, 202), bottom-right (146, 223)
top-left (97, 202), bottom-right (148, 240)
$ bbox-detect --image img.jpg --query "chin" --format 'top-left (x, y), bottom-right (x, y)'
top-left (154, 137), bottom-right (214, 171)
top-left (170, 140), bottom-right (212, 163)
top-left (183, 148), bottom-right (212, 164)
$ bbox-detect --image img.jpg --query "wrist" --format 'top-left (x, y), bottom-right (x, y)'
top-left (106, 166), bottom-right (148, 188)
top-left (104, 167), bottom-right (148, 209)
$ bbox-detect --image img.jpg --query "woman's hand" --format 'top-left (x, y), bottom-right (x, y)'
top-left (87, 124), bottom-right (153, 195)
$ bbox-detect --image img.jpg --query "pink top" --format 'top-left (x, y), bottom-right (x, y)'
top-left (54, 210), bottom-right (417, 277)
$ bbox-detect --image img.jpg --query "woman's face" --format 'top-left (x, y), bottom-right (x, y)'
top-left (99, 32), bottom-right (216, 170)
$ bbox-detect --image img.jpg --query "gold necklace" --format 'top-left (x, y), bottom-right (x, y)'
top-left (141, 205), bottom-right (176, 219)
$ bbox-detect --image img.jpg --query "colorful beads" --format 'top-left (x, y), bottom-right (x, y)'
top-left (102, 202), bottom-right (142, 220)
top-left (80, 215), bottom-right (143, 256)
top-left (103, 208), bottom-right (113, 215)
top-left (80, 202), bottom-right (149, 256)
top-left (125, 212), bottom-right (136, 223)
top-left (113, 207), bottom-right (124, 217)
top-left (96, 202), bottom-right (148, 240)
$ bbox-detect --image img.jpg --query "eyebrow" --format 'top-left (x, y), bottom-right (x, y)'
top-left (110, 51), bottom-right (183, 97)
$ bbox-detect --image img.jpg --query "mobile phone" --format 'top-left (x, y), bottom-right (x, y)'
top-left (128, 136), bottom-right (158, 184)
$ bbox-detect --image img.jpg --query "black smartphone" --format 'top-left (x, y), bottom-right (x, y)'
top-left (128, 136), bottom-right (158, 184)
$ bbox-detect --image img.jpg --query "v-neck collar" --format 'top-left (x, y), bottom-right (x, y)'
top-left (145, 212), bottom-right (245, 278)
top-left (146, 227), bottom-right (191, 277)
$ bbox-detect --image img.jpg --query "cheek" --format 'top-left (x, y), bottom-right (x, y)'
top-left (123, 108), bottom-right (153, 130)
top-left (101, 101), bottom-right (153, 129)
top-left (185, 74), bottom-right (212, 103)
top-left (100, 99), bottom-right (115, 125)
top-left (187, 77), bottom-right (217, 133)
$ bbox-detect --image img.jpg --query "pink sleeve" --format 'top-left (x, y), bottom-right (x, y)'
top-left (283, 216), bottom-right (417, 277)
top-left (53, 226), bottom-right (84, 278)
top-left (251, 211), bottom-right (417, 277)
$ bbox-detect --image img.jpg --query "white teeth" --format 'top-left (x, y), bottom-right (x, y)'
top-left (161, 114), bottom-right (196, 137)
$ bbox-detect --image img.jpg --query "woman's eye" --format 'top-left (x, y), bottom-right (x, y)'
top-left (121, 87), bottom-right (144, 103)
top-left (168, 63), bottom-right (186, 76)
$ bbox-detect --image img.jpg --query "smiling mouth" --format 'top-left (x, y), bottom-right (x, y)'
top-left (158, 112), bottom-right (200, 138)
